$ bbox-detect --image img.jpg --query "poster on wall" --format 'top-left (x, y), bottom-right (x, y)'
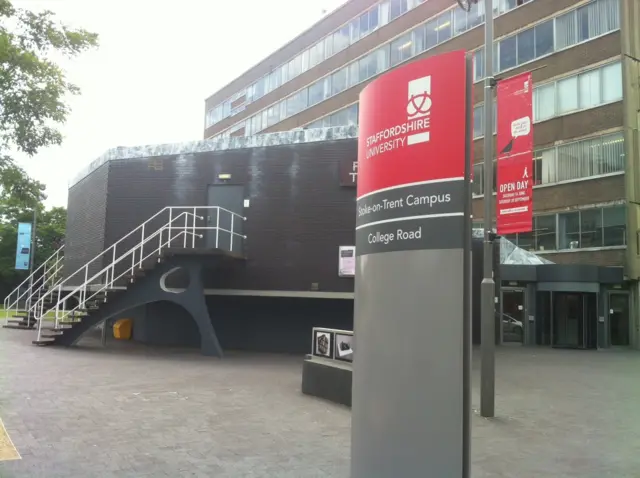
top-left (334, 333), bottom-right (354, 362)
top-left (314, 331), bottom-right (333, 359)
top-left (497, 72), bottom-right (533, 235)
top-left (338, 246), bottom-right (356, 277)
top-left (14, 222), bottom-right (32, 271)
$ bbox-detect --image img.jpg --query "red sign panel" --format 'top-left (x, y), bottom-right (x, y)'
top-left (357, 50), bottom-right (468, 198)
top-left (496, 72), bottom-right (533, 235)
top-left (356, 51), bottom-right (470, 256)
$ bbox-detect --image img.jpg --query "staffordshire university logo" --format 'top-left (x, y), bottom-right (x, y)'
top-left (407, 75), bottom-right (431, 144)
top-left (364, 74), bottom-right (433, 159)
top-left (407, 75), bottom-right (431, 145)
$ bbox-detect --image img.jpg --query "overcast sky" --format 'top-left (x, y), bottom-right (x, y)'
top-left (12, 0), bottom-right (347, 207)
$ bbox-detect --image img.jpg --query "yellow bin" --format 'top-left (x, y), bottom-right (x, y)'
top-left (113, 319), bottom-right (132, 340)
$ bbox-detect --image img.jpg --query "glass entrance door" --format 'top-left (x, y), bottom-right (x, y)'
top-left (501, 289), bottom-right (525, 344)
top-left (609, 293), bottom-right (630, 346)
top-left (553, 292), bottom-right (584, 348)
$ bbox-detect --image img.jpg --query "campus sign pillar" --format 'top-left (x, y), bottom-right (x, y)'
top-left (351, 50), bottom-right (473, 478)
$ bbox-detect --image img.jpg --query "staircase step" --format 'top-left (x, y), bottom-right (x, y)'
top-left (32, 339), bottom-right (55, 346)
top-left (7, 319), bottom-right (36, 325)
top-left (39, 325), bottom-right (72, 331)
top-left (2, 324), bottom-right (34, 330)
top-left (41, 333), bottom-right (63, 339)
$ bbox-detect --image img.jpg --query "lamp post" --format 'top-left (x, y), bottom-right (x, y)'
top-left (458, 0), bottom-right (496, 418)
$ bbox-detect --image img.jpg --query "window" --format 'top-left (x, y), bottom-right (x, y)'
top-left (473, 106), bottom-right (483, 139)
top-left (557, 76), bottom-right (578, 113)
top-left (580, 208), bottom-right (603, 248)
top-left (350, 18), bottom-right (360, 43)
top-left (453, 7), bottom-right (468, 36)
top-left (472, 163), bottom-right (484, 196)
top-left (535, 215), bottom-right (556, 251)
top-left (437, 11), bottom-right (452, 43)
top-left (467, 1), bottom-right (483, 28)
top-left (474, 49), bottom-right (484, 81)
top-left (555, 10), bottom-right (577, 50)
top-left (308, 79), bottom-right (326, 106)
top-left (348, 62), bottom-right (360, 87)
top-left (369, 6), bottom-right (380, 32)
top-left (309, 43), bottom-right (323, 68)
top-left (390, 0), bottom-right (408, 20)
top-left (360, 47), bottom-right (389, 81)
top-left (533, 132), bottom-right (624, 185)
top-left (516, 28), bottom-right (535, 64)
top-left (533, 83), bottom-right (555, 122)
top-left (533, 148), bottom-right (556, 185)
top-left (413, 26), bottom-right (426, 55)
top-left (286, 90), bottom-right (308, 117)
top-left (391, 33), bottom-right (413, 66)
top-left (333, 25), bottom-right (350, 53)
top-left (578, 69), bottom-right (601, 109)
top-left (425, 18), bottom-right (438, 50)
top-left (602, 62), bottom-right (623, 102)
top-left (498, 34), bottom-right (516, 70)
top-left (558, 211), bottom-right (580, 249)
top-left (534, 20), bottom-right (554, 57)
top-left (269, 70), bottom-right (280, 91)
top-left (603, 205), bottom-right (626, 246)
top-left (331, 67), bottom-right (348, 95)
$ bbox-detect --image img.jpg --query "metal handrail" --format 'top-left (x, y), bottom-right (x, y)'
top-left (32, 206), bottom-right (246, 341)
top-left (3, 245), bottom-right (64, 325)
top-left (30, 206), bottom-right (244, 314)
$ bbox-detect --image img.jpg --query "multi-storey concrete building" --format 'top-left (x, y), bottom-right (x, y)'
top-left (202, 0), bottom-right (639, 349)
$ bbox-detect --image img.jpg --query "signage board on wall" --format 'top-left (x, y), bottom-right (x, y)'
top-left (15, 222), bottom-right (32, 271)
top-left (496, 72), bottom-right (533, 235)
top-left (338, 246), bottom-right (355, 277)
top-left (339, 157), bottom-right (358, 186)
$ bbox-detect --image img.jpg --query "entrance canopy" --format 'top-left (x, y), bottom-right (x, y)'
top-left (472, 228), bottom-right (552, 265)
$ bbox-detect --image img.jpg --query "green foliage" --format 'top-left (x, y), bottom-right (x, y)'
top-left (0, 0), bottom-right (96, 295)
top-left (0, 0), bottom-right (98, 159)
top-left (0, 163), bottom-right (64, 297)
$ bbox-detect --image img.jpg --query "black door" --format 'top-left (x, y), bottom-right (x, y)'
top-left (206, 185), bottom-right (244, 255)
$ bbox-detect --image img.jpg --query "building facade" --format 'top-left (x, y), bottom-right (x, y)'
top-left (202, 0), bottom-right (639, 349)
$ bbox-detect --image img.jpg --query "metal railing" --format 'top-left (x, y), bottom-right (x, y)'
top-left (31, 206), bottom-right (246, 342)
top-left (3, 245), bottom-right (65, 326)
top-left (310, 327), bottom-right (354, 363)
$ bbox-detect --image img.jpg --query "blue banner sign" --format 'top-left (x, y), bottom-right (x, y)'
top-left (15, 222), bottom-right (33, 271)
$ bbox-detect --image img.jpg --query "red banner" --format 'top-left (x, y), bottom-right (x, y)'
top-left (496, 72), bottom-right (533, 235)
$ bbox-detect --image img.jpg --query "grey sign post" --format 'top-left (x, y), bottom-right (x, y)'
top-left (351, 51), bottom-right (473, 478)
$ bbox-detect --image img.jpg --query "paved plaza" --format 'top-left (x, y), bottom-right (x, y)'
top-left (0, 328), bottom-right (639, 477)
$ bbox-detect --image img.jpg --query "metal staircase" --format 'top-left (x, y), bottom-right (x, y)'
top-left (3, 246), bottom-right (65, 329)
top-left (26, 206), bottom-right (246, 348)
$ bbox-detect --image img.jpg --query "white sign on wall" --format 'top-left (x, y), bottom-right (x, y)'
top-left (339, 246), bottom-right (356, 277)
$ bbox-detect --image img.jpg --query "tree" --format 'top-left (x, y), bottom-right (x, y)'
top-left (0, 0), bottom-right (98, 173)
top-left (0, 163), bottom-right (62, 298)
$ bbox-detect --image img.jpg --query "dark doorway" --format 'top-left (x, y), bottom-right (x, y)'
top-left (552, 292), bottom-right (598, 349)
top-left (609, 293), bottom-right (630, 346)
top-left (206, 185), bottom-right (244, 255)
top-left (536, 291), bottom-right (551, 346)
top-left (502, 289), bottom-right (525, 343)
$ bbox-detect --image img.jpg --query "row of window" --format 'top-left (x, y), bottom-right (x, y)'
top-left (207, 0), bottom-right (537, 130)
top-left (206, 0), bottom-right (426, 128)
top-left (472, 132), bottom-right (625, 196)
top-left (214, 0), bottom-right (618, 140)
top-left (473, 61), bottom-right (623, 139)
top-left (499, 205), bottom-right (626, 252)
top-left (306, 104), bottom-right (359, 130)
top-left (473, 0), bottom-right (619, 81)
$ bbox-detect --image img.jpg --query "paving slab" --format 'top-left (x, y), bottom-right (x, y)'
top-left (0, 328), bottom-right (639, 477)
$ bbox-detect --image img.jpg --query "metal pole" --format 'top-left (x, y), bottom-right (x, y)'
top-left (481, 0), bottom-right (496, 418)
